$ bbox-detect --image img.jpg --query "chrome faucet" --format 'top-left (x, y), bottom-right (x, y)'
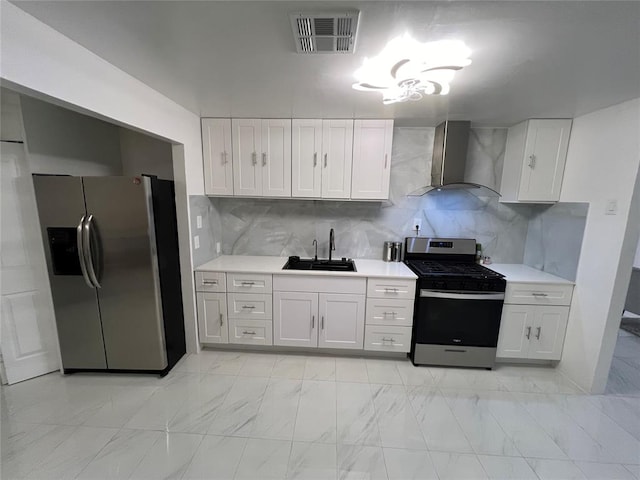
top-left (329, 228), bottom-right (335, 261)
top-left (312, 239), bottom-right (318, 261)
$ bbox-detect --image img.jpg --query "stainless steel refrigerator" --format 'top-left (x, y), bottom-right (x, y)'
top-left (33, 175), bottom-right (185, 375)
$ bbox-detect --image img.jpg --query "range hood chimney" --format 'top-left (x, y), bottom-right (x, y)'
top-left (409, 120), bottom-right (500, 197)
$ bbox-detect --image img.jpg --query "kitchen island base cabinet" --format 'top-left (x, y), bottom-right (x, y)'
top-left (196, 292), bottom-right (228, 344)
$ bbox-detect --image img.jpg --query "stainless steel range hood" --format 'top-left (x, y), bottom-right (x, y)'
top-left (409, 120), bottom-right (501, 197)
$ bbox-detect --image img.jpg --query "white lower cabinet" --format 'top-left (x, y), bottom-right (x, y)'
top-left (274, 291), bottom-right (365, 350)
top-left (364, 325), bottom-right (412, 353)
top-left (497, 304), bottom-right (569, 360)
top-left (228, 318), bottom-right (273, 345)
top-left (196, 292), bottom-right (228, 344)
top-left (273, 291), bottom-right (318, 348)
top-left (318, 293), bottom-right (365, 350)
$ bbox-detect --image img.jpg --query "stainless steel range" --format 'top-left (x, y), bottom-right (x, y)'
top-left (404, 237), bottom-right (506, 369)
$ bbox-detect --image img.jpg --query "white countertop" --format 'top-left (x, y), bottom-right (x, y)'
top-left (487, 264), bottom-right (575, 285)
top-left (195, 255), bottom-right (417, 280)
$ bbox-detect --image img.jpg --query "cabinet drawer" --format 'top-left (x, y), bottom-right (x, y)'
top-left (227, 293), bottom-right (273, 319)
top-left (195, 271), bottom-right (226, 292)
top-left (227, 273), bottom-right (273, 293)
top-left (228, 319), bottom-right (273, 346)
top-left (364, 325), bottom-right (412, 353)
top-left (505, 283), bottom-right (573, 306)
top-left (273, 275), bottom-right (366, 294)
top-left (367, 278), bottom-right (416, 300)
top-left (365, 298), bottom-right (414, 326)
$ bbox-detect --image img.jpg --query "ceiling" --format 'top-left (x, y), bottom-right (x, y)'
top-left (10, 1), bottom-right (640, 126)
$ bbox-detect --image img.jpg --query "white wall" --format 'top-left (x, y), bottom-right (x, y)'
top-left (1, 1), bottom-right (205, 353)
top-left (558, 97), bottom-right (640, 393)
top-left (20, 95), bottom-right (123, 176)
top-left (119, 128), bottom-right (174, 180)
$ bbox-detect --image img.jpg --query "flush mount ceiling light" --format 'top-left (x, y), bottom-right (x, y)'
top-left (352, 36), bottom-right (472, 104)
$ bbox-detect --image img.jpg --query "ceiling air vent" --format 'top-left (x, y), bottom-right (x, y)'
top-left (290, 12), bottom-right (360, 54)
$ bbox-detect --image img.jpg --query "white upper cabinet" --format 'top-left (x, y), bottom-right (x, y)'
top-left (500, 119), bottom-right (572, 203)
top-left (351, 120), bottom-right (393, 200)
top-left (261, 119), bottom-right (292, 197)
top-left (232, 119), bottom-right (262, 196)
top-left (292, 119), bottom-right (322, 198)
top-left (202, 119), bottom-right (233, 196)
top-left (321, 120), bottom-right (353, 199)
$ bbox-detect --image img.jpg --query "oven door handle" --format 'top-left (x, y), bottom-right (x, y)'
top-left (420, 290), bottom-right (505, 301)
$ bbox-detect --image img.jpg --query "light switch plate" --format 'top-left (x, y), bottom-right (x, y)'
top-left (216, 242), bottom-right (221, 254)
top-left (196, 215), bottom-right (202, 229)
top-left (605, 199), bottom-right (618, 215)
top-left (194, 235), bottom-right (200, 249)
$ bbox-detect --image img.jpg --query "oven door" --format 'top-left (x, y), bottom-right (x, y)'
top-left (415, 290), bottom-right (505, 347)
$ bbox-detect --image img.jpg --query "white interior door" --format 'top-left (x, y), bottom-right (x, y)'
top-left (0, 141), bottom-right (60, 384)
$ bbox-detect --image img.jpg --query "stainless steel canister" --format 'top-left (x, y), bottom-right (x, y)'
top-left (392, 241), bottom-right (403, 262)
top-left (383, 241), bottom-right (394, 262)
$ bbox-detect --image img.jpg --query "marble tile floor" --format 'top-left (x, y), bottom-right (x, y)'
top-left (2, 345), bottom-right (640, 480)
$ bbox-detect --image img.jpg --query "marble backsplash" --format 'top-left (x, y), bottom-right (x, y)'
top-left (190, 126), bottom-right (588, 279)
top-left (524, 202), bottom-right (589, 281)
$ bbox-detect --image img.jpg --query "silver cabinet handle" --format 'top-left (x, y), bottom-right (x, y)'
top-left (535, 327), bottom-right (541, 340)
top-left (528, 154), bottom-right (536, 168)
top-left (383, 311), bottom-right (397, 317)
top-left (241, 281), bottom-right (256, 286)
top-left (321, 316), bottom-right (324, 330)
top-left (242, 330), bottom-right (256, 335)
top-left (83, 214), bottom-right (101, 288)
top-left (312, 315), bottom-right (315, 329)
top-left (252, 152), bottom-right (257, 166)
top-left (203, 280), bottom-right (218, 285)
top-left (242, 305), bottom-right (255, 309)
top-left (219, 313), bottom-right (223, 326)
top-left (76, 215), bottom-right (93, 288)
top-left (532, 292), bottom-right (548, 297)
top-left (324, 153), bottom-right (328, 168)
top-left (262, 153), bottom-right (267, 166)
top-left (384, 154), bottom-right (388, 169)
top-left (313, 153), bottom-right (317, 167)
top-left (384, 287), bottom-right (399, 293)
top-left (525, 326), bottom-right (531, 340)
top-left (382, 337), bottom-right (396, 342)
top-left (221, 151), bottom-right (229, 165)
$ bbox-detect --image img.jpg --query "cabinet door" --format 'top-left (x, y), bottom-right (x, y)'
top-left (321, 120), bottom-right (353, 199)
top-left (518, 119), bottom-right (572, 202)
top-left (261, 119), bottom-right (291, 197)
top-left (232, 119), bottom-right (262, 196)
top-left (196, 292), bottom-right (228, 344)
top-left (292, 119), bottom-right (322, 198)
top-left (318, 293), bottom-right (364, 350)
top-left (273, 291), bottom-right (318, 347)
top-left (496, 304), bottom-right (535, 358)
top-left (351, 120), bottom-right (393, 200)
top-left (528, 305), bottom-right (569, 360)
top-left (202, 119), bottom-right (233, 196)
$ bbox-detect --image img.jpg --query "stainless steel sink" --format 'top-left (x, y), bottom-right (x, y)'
top-left (282, 258), bottom-right (356, 272)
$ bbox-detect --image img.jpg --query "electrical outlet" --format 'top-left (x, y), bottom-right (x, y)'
top-left (413, 218), bottom-right (422, 232)
top-left (216, 242), bottom-right (221, 254)
top-left (194, 235), bottom-right (200, 249)
top-left (605, 199), bottom-right (618, 215)
top-left (196, 215), bottom-right (202, 229)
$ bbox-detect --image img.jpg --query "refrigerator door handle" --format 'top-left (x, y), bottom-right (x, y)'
top-left (76, 215), bottom-right (94, 288)
top-left (83, 214), bottom-right (102, 288)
